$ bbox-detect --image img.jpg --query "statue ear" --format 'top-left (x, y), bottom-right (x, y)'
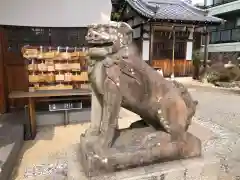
top-left (118, 22), bottom-right (133, 34)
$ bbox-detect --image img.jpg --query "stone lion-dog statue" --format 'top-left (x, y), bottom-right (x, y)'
top-left (80, 21), bottom-right (200, 176)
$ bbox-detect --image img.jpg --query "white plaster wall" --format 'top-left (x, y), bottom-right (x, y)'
top-left (208, 0), bottom-right (240, 16)
top-left (206, 0), bottom-right (213, 6)
top-left (0, 0), bottom-right (111, 27)
top-left (207, 42), bottom-right (240, 52)
top-left (133, 27), bottom-right (141, 39)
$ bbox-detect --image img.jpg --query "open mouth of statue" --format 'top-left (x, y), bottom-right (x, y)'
top-left (85, 29), bottom-right (116, 46)
top-left (86, 42), bottom-right (114, 48)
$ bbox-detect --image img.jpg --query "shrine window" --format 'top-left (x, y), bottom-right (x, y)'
top-left (152, 31), bottom-right (187, 60)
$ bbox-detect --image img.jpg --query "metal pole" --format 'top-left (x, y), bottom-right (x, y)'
top-left (171, 27), bottom-right (175, 80)
top-left (64, 110), bottom-right (69, 126)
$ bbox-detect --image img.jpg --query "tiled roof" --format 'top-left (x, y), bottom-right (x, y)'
top-left (125, 0), bottom-right (223, 25)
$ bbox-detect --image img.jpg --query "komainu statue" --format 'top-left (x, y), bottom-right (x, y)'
top-left (80, 21), bottom-right (201, 177)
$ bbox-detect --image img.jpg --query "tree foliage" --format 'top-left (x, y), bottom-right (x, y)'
top-left (192, 49), bottom-right (203, 67)
top-left (111, 0), bottom-right (126, 21)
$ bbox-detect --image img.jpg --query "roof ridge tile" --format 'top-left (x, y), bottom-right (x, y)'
top-left (125, 0), bottom-right (223, 25)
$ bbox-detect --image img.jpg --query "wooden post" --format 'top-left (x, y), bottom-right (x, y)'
top-left (203, 0), bottom-right (209, 69)
top-left (203, 26), bottom-right (209, 69)
top-left (0, 28), bottom-right (8, 114)
top-left (171, 26), bottom-right (176, 79)
top-left (149, 24), bottom-right (154, 65)
top-left (28, 97), bottom-right (36, 139)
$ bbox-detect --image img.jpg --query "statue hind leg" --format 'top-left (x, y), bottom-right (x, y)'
top-left (157, 94), bottom-right (201, 157)
top-left (171, 80), bottom-right (198, 131)
top-left (158, 94), bottom-right (188, 139)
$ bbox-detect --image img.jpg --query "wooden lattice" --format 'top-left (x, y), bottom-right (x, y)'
top-left (4, 26), bottom-right (87, 53)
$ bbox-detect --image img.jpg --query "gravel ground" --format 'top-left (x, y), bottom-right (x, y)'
top-left (14, 87), bottom-right (240, 180)
top-left (191, 89), bottom-right (240, 180)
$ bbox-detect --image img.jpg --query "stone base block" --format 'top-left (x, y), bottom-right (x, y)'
top-left (92, 156), bottom-right (220, 180)
top-left (69, 149), bottom-right (220, 180)
top-left (80, 126), bottom-right (202, 177)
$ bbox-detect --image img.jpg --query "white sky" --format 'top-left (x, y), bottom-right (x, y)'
top-left (192, 0), bottom-right (204, 4)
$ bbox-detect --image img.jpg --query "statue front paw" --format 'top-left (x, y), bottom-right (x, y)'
top-left (85, 127), bottom-right (100, 137)
top-left (98, 128), bottom-right (116, 149)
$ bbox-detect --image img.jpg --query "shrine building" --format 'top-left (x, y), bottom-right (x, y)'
top-left (112, 0), bottom-right (224, 77)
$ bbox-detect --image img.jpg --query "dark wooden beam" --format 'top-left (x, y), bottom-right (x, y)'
top-left (0, 28), bottom-right (8, 113)
top-left (203, 26), bottom-right (209, 69)
top-left (149, 24), bottom-right (154, 65)
top-left (171, 26), bottom-right (176, 79)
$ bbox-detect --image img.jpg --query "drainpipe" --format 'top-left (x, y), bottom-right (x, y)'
top-left (204, 0), bottom-right (207, 8)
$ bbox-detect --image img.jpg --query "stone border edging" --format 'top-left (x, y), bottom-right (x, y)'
top-left (183, 82), bottom-right (240, 95)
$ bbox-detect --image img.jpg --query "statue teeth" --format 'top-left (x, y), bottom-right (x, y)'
top-left (160, 117), bottom-right (164, 122)
top-left (93, 154), bottom-right (100, 158)
top-left (164, 124), bottom-right (170, 132)
top-left (163, 120), bottom-right (169, 126)
top-left (129, 69), bottom-right (135, 75)
top-left (165, 128), bottom-right (170, 133)
top-left (165, 123), bottom-right (170, 128)
top-left (159, 117), bottom-right (170, 133)
top-left (157, 97), bottom-right (162, 102)
top-left (102, 158), bottom-right (108, 163)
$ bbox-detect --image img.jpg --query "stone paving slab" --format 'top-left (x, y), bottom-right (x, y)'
top-left (0, 114), bottom-right (24, 180)
top-left (188, 121), bottom-right (214, 143)
top-left (174, 77), bottom-right (240, 95)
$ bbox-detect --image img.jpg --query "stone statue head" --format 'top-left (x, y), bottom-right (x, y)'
top-left (85, 21), bottom-right (133, 51)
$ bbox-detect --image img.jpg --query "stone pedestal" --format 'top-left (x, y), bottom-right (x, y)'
top-left (92, 156), bottom-right (220, 180)
top-left (80, 126), bottom-right (202, 177)
top-left (69, 147), bottom-right (220, 180)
